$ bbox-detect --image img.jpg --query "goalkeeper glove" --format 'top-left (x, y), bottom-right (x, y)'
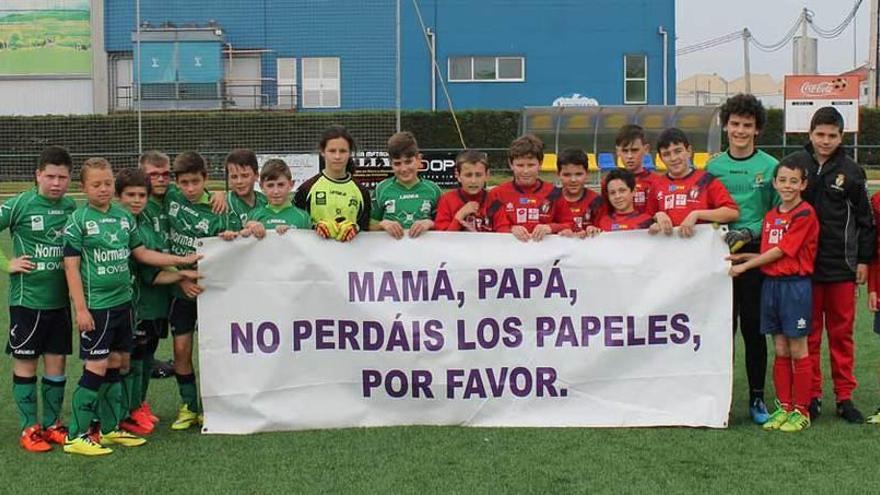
top-left (725, 228), bottom-right (753, 253)
top-left (315, 219), bottom-right (339, 240)
top-left (336, 219), bottom-right (358, 242)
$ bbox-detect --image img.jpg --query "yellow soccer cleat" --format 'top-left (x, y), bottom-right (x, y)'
top-left (762, 406), bottom-right (789, 431)
top-left (63, 435), bottom-right (113, 456)
top-left (779, 410), bottom-right (811, 432)
top-left (171, 404), bottom-right (199, 431)
top-left (102, 429), bottom-right (146, 447)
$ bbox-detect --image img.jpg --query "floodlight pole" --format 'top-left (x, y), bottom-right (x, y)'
top-left (395, 0), bottom-right (401, 132)
top-left (136, 0), bottom-right (143, 155)
top-left (870, 0), bottom-right (879, 107)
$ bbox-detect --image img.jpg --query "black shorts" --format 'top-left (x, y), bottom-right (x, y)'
top-left (6, 306), bottom-right (72, 359)
top-left (80, 303), bottom-right (134, 360)
top-left (134, 318), bottom-right (169, 341)
top-left (168, 297), bottom-right (198, 336)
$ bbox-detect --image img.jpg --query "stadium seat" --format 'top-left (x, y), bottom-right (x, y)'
top-left (541, 153), bottom-right (557, 172)
top-left (598, 153), bottom-right (617, 171)
top-left (642, 154), bottom-right (655, 170)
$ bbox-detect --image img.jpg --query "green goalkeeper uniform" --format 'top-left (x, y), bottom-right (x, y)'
top-left (370, 177), bottom-right (442, 228)
top-left (706, 150), bottom-right (778, 238)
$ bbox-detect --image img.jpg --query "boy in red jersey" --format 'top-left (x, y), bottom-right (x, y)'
top-left (551, 148), bottom-right (605, 238)
top-left (612, 124), bottom-right (659, 215)
top-left (729, 159), bottom-right (819, 432)
top-left (650, 128), bottom-right (739, 237)
top-left (597, 169), bottom-right (655, 232)
top-left (434, 150), bottom-right (510, 232)
top-left (866, 188), bottom-right (880, 424)
top-left (487, 135), bottom-right (563, 242)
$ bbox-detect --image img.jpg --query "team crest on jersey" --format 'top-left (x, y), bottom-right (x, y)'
top-left (420, 200), bottom-right (431, 214)
top-left (404, 212), bottom-right (415, 223)
top-left (833, 174), bottom-right (845, 190)
top-left (168, 202), bottom-right (180, 217)
top-left (30, 215), bottom-right (44, 231)
top-left (120, 218), bottom-right (130, 231)
top-left (349, 198), bottom-right (359, 208)
top-left (195, 219), bottom-right (209, 234)
top-left (316, 191), bottom-right (327, 205)
top-left (384, 199), bottom-right (396, 214)
top-left (539, 201), bottom-right (552, 215)
top-left (754, 173), bottom-right (765, 186)
top-left (688, 187), bottom-right (700, 200)
top-left (85, 220), bottom-right (99, 235)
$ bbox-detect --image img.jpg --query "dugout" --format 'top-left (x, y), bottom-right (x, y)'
top-left (520, 106), bottom-right (722, 172)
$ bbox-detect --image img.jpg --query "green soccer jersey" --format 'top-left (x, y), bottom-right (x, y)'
top-left (226, 190), bottom-right (267, 232)
top-left (64, 203), bottom-right (143, 310)
top-left (141, 194), bottom-right (169, 246)
top-left (293, 172), bottom-right (372, 232)
top-left (707, 149), bottom-right (779, 237)
top-left (0, 189), bottom-right (76, 309)
top-left (165, 186), bottom-right (227, 300)
top-left (131, 213), bottom-right (170, 321)
top-left (246, 203), bottom-right (311, 230)
top-left (370, 177), bottom-right (442, 229)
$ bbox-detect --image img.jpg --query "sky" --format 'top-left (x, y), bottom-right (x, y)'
top-left (675, 0), bottom-right (870, 81)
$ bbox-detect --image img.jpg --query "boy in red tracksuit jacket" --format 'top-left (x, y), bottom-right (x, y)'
top-left (551, 148), bottom-right (605, 238)
top-left (487, 135), bottom-right (563, 242)
top-left (434, 150), bottom-right (510, 233)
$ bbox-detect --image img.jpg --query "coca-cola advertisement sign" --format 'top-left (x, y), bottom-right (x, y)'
top-left (784, 75), bottom-right (860, 133)
top-left (785, 75), bottom-right (860, 100)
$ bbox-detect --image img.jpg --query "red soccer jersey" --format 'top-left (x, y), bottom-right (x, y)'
top-left (868, 192), bottom-right (880, 293)
top-left (551, 189), bottom-right (606, 232)
top-left (601, 169), bottom-right (659, 215)
top-left (760, 201), bottom-right (819, 277)
top-left (651, 170), bottom-right (738, 226)
top-left (434, 188), bottom-right (511, 233)
top-left (487, 180), bottom-right (562, 233)
top-left (597, 211), bottom-right (655, 232)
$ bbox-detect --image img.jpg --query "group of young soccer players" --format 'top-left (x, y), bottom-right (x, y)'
top-left (4, 93), bottom-right (880, 455)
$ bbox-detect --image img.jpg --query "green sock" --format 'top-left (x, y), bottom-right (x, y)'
top-left (41, 376), bottom-right (66, 428)
top-left (127, 360), bottom-right (144, 411)
top-left (176, 373), bottom-right (200, 412)
top-left (120, 371), bottom-right (132, 416)
top-left (12, 375), bottom-right (38, 430)
top-left (141, 355), bottom-right (153, 402)
top-left (97, 369), bottom-right (123, 434)
top-left (69, 371), bottom-right (102, 438)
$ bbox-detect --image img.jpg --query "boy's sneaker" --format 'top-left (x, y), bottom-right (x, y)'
top-left (20, 425), bottom-right (52, 452)
top-left (64, 435), bottom-right (112, 456)
top-left (102, 430), bottom-right (146, 447)
top-left (762, 406), bottom-right (789, 431)
top-left (137, 402), bottom-right (159, 424)
top-left (171, 404), bottom-right (199, 431)
top-left (779, 410), bottom-right (811, 432)
top-left (808, 398), bottom-right (822, 420)
top-left (866, 408), bottom-right (880, 424)
top-left (836, 400), bottom-right (865, 423)
top-left (42, 422), bottom-right (69, 445)
top-left (749, 397), bottom-right (770, 424)
top-left (120, 416), bottom-right (153, 436)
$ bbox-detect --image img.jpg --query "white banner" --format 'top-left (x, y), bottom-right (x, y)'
top-left (197, 226), bottom-right (733, 434)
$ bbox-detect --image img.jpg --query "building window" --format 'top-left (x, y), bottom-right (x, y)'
top-left (276, 57), bottom-right (297, 109)
top-left (302, 57), bottom-right (340, 108)
top-left (624, 54), bottom-right (647, 104)
top-left (448, 56), bottom-right (524, 82)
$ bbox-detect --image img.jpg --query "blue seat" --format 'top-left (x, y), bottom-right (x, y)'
top-left (642, 154), bottom-right (655, 170)
top-left (598, 152), bottom-right (617, 171)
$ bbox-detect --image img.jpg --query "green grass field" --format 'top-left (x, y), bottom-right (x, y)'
top-left (0, 204), bottom-right (879, 493)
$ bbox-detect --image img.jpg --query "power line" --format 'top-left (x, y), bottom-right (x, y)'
top-left (808, 0), bottom-right (864, 39)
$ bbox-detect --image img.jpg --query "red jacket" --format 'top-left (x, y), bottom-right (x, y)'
top-left (487, 180), bottom-right (563, 233)
top-left (649, 170), bottom-right (738, 226)
top-left (552, 189), bottom-right (606, 232)
top-left (434, 189), bottom-right (510, 232)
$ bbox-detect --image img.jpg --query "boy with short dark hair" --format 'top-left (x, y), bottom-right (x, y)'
top-left (612, 124), bottom-right (659, 215)
top-left (707, 93), bottom-right (779, 425)
top-left (551, 148), bottom-right (605, 238)
top-left (1, 146), bottom-right (77, 452)
top-left (487, 134), bottom-right (563, 242)
top-left (164, 151), bottom-right (237, 430)
top-left (370, 131), bottom-right (442, 239)
top-left (225, 149), bottom-right (267, 231)
top-left (650, 128), bottom-right (739, 238)
top-left (434, 150), bottom-right (510, 232)
top-left (729, 159), bottom-right (819, 432)
top-left (597, 168), bottom-right (655, 232)
top-left (242, 159), bottom-right (311, 238)
top-left (789, 106), bottom-right (876, 423)
top-left (63, 158), bottom-right (200, 455)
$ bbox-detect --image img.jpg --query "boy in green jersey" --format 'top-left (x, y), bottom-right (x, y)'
top-left (166, 151), bottom-right (237, 430)
top-left (706, 94), bottom-right (778, 425)
top-left (116, 168), bottom-right (200, 435)
top-left (1, 146), bottom-right (77, 452)
top-left (225, 149), bottom-right (267, 232)
top-left (370, 131), bottom-right (442, 239)
top-left (242, 159), bottom-right (311, 238)
top-left (62, 158), bottom-right (200, 456)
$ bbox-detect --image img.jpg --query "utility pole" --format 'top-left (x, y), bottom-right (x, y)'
top-left (870, 0), bottom-right (879, 107)
top-left (743, 28), bottom-right (752, 94)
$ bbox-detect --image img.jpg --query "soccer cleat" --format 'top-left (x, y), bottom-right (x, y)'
top-left (836, 400), bottom-right (865, 423)
top-left (151, 360), bottom-right (174, 379)
top-left (102, 430), bottom-right (146, 447)
top-left (42, 422), bottom-right (69, 445)
top-left (171, 404), bottom-right (199, 431)
top-left (64, 435), bottom-right (113, 456)
top-left (139, 402), bottom-right (160, 423)
top-left (120, 416), bottom-right (154, 436)
top-left (749, 397), bottom-right (770, 425)
top-left (20, 425), bottom-right (52, 453)
top-left (808, 398), bottom-right (822, 420)
top-left (866, 408), bottom-right (880, 424)
top-left (131, 406), bottom-right (157, 427)
top-left (762, 406), bottom-right (789, 431)
top-left (779, 410), bottom-right (811, 432)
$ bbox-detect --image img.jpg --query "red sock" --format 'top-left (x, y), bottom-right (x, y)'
top-left (774, 356), bottom-right (793, 408)
top-left (793, 356), bottom-right (812, 416)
